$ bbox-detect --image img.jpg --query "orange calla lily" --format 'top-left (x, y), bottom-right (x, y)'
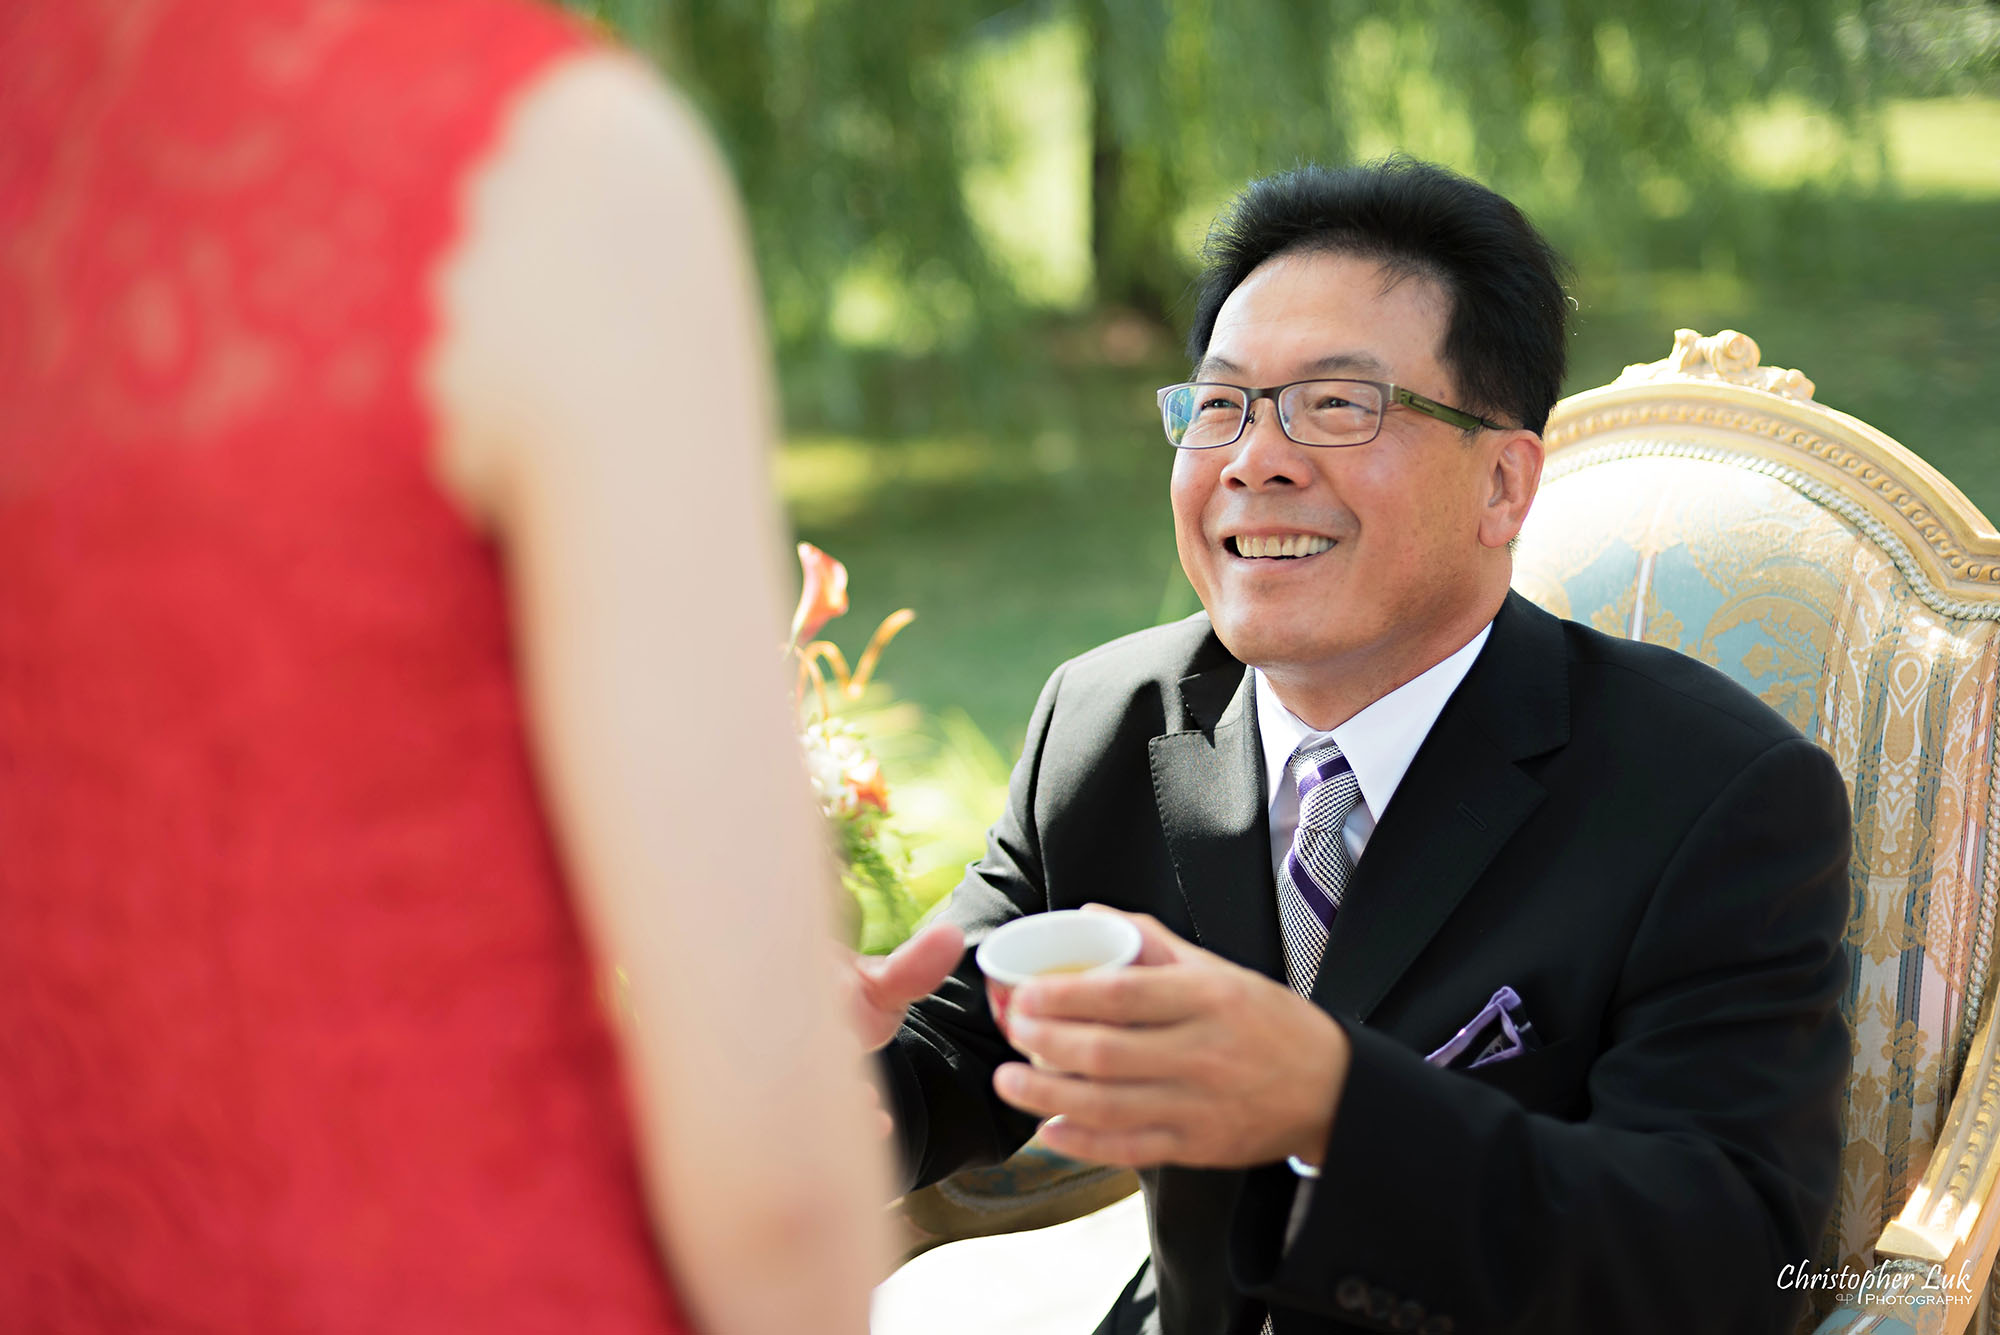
top-left (790, 542), bottom-right (849, 646)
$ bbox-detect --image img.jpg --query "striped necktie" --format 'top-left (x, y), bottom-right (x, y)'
top-left (1274, 736), bottom-right (1363, 996)
top-left (1261, 736), bottom-right (1363, 1335)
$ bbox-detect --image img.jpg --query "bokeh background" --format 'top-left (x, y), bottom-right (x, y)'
top-left (562, 0), bottom-right (1999, 924)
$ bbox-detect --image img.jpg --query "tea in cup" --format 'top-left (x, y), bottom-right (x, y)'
top-left (974, 909), bottom-right (1142, 1041)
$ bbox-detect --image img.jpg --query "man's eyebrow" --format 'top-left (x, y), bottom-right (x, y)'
top-left (1194, 351), bottom-right (1391, 381)
top-left (1302, 351), bottom-right (1389, 377)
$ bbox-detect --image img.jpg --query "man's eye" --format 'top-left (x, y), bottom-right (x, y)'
top-left (1312, 393), bottom-right (1358, 411)
top-left (1196, 396), bottom-right (1240, 413)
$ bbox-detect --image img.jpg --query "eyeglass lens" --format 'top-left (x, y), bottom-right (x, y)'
top-left (1162, 381), bottom-right (1387, 448)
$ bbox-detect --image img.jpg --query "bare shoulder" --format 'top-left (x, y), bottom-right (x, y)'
top-left (424, 47), bottom-right (758, 527)
top-left (472, 46), bottom-right (719, 183)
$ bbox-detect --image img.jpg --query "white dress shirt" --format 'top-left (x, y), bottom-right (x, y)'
top-left (1254, 622), bottom-right (1493, 886)
top-left (1249, 621), bottom-right (1493, 1228)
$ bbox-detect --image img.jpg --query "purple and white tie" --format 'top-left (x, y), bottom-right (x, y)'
top-left (1259, 738), bottom-right (1363, 1335)
top-left (1275, 736), bottom-right (1362, 997)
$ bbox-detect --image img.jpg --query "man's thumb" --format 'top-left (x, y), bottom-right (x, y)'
top-left (867, 920), bottom-right (965, 1004)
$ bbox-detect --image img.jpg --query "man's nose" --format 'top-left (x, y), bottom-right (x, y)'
top-left (1218, 395), bottom-right (1311, 490)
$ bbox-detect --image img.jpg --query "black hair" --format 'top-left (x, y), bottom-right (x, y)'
top-left (1187, 157), bottom-right (1571, 435)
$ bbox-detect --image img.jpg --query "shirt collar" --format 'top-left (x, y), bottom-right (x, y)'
top-left (1252, 621), bottom-right (1493, 823)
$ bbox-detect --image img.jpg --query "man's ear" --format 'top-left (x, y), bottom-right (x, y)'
top-left (1478, 429), bottom-right (1544, 550)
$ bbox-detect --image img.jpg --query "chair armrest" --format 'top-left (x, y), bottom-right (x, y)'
top-left (893, 1134), bottom-right (1139, 1266)
top-left (1864, 1000), bottom-right (2000, 1334)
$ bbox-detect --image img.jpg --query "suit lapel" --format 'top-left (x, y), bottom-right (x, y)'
top-left (1148, 648), bottom-right (1286, 984)
top-left (1312, 592), bottom-right (1571, 1022)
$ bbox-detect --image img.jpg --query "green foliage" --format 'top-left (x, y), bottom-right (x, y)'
top-left (555, 0), bottom-right (1987, 434)
top-left (1866, 2), bottom-right (2000, 92)
top-left (559, 0), bottom-right (1020, 428)
top-left (836, 804), bottom-right (924, 954)
top-left (836, 698), bottom-right (1014, 950)
top-left (886, 707), bottom-right (1015, 912)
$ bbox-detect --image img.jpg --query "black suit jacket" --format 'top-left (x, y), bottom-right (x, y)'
top-left (883, 592), bottom-right (1851, 1334)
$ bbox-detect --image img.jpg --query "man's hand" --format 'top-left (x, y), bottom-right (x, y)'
top-left (841, 922), bottom-right (964, 1139)
top-left (992, 907), bottom-right (1349, 1170)
top-left (848, 921), bottom-right (965, 1052)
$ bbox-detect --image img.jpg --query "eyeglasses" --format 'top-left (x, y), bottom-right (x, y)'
top-left (1155, 379), bottom-right (1508, 450)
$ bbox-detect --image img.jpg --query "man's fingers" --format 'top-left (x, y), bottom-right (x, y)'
top-left (1013, 961), bottom-right (1206, 1026)
top-left (1006, 1014), bottom-right (1174, 1081)
top-left (1036, 1116), bottom-right (1180, 1169)
top-left (860, 921), bottom-right (965, 1007)
top-left (848, 921), bottom-right (964, 1051)
top-left (992, 1064), bottom-right (1183, 1166)
top-left (993, 1060), bottom-right (1166, 1124)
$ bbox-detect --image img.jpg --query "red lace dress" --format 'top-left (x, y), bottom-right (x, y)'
top-left (0, 3), bottom-right (693, 1330)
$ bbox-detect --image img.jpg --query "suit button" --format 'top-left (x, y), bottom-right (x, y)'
top-left (1390, 1300), bottom-right (1425, 1330)
top-left (1418, 1318), bottom-right (1455, 1335)
top-left (1335, 1277), bottom-right (1370, 1312)
top-left (1368, 1286), bottom-right (1397, 1320)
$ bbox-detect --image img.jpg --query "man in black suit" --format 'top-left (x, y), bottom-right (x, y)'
top-left (855, 159), bottom-right (1851, 1334)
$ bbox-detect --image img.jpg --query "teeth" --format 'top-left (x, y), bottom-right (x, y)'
top-left (1236, 534), bottom-right (1333, 559)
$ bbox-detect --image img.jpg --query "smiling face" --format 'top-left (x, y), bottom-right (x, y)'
top-left (1170, 248), bottom-right (1539, 727)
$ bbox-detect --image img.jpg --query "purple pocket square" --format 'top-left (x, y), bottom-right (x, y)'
top-left (1425, 986), bottom-right (1543, 1070)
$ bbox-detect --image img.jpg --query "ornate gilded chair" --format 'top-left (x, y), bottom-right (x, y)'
top-left (1514, 330), bottom-right (2000, 1333)
top-left (898, 330), bottom-right (2000, 1334)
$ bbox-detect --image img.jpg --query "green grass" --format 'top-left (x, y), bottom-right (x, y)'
top-left (783, 101), bottom-right (2000, 756)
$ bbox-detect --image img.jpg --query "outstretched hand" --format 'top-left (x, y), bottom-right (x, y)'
top-left (992, 906), bottom-right (1350, 1170)
top-left (849, 920), bottom-right (965, 1053)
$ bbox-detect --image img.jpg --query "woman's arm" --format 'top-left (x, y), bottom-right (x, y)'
top-left (426, 49), bottom-right (890, 1335)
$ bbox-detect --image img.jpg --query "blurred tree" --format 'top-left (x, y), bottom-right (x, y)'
top-left (558, 0), bottom-right (1990, 425)
top-left (1085, 0), bottom-right (1182, 322)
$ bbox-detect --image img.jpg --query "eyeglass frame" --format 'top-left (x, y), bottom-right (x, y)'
top-left (1154, 378), bottom-right (1510, 450)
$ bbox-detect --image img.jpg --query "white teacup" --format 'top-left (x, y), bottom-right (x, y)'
top-left (975, 909), bottom-right (1142, 1040)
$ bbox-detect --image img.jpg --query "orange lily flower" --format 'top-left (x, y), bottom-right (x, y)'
top-left (790, 542), bottom-right (849, 646)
